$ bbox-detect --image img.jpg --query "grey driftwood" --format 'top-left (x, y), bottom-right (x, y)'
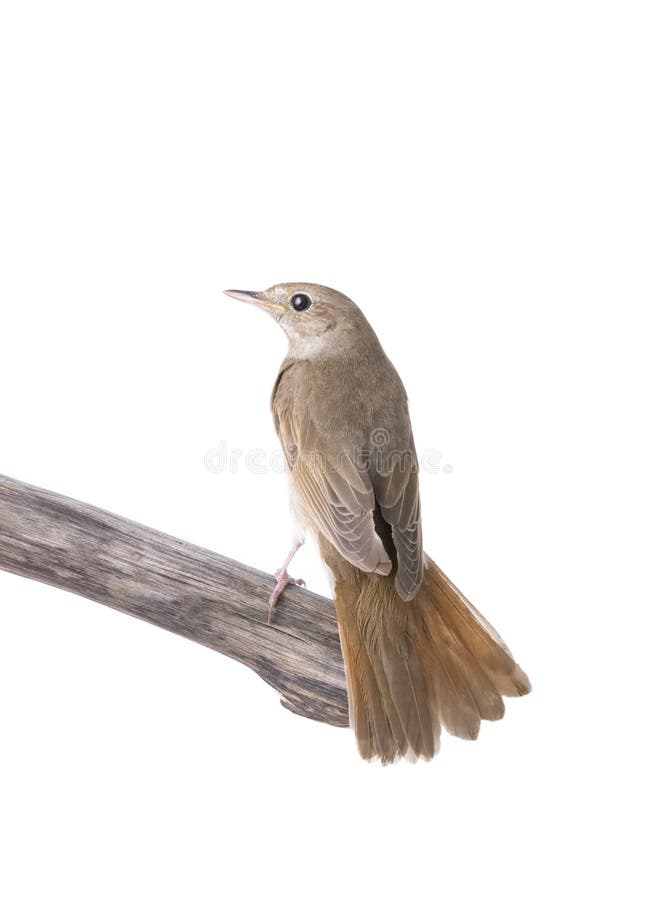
top-left (0, 473), bottom-right (348, 728)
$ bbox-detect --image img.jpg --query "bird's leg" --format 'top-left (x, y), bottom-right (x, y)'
top-left (268, 538), bottom-right (305, 623)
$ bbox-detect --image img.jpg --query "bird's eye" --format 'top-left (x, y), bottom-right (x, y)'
top-left (290, 293), bottom-right (311, 312)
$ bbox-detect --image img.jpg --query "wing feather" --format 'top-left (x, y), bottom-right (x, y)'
top-left (273, 363), bottom-right (423, 597)
top-left (277, 408), bottom-right (392, 576)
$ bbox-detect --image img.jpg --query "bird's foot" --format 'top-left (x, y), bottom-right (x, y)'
top-left (268, 568), bottom-right (306, 624)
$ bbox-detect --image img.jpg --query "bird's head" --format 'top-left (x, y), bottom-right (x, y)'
top-left (224, 282), bottom-right (372, 359)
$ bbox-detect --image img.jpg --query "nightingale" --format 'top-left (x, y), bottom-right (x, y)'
top-left (225, 283), bottom-right (530, 763)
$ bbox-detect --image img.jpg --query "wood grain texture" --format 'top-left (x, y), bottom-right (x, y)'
top-left (0, 473), bottom-right (349, 727)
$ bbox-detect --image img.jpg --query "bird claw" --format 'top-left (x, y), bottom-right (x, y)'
top-left (267, 569), bottom-right (305, 623)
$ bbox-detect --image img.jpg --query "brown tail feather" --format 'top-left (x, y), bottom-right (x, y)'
top-left (333, 555), bottom-right (531, 764)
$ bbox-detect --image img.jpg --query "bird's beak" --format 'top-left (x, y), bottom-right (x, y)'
top-left (224, 289), bottom-right (285, 312)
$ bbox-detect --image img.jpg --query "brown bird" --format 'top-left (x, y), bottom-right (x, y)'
top-left (225, 283), bottom-right (530, 763)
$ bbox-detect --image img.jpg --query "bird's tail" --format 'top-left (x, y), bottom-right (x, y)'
top-left (333, 556), bottom-right (531, 763)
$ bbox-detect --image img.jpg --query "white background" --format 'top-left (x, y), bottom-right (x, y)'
top-left (1, 2), bottom-right (654, 898)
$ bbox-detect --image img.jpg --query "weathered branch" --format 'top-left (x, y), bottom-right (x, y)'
top-left (0, 473), bottom-right (348, 727)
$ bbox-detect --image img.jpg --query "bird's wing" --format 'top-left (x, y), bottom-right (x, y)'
top-left (369, 448), bottom-right (424, 600)
top-left (276, 408), bottom-right (392, 577)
